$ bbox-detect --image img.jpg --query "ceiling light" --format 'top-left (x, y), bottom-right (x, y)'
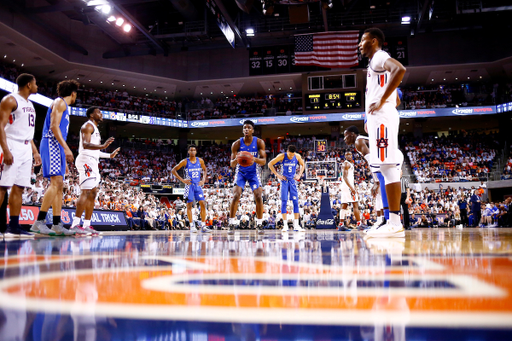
top-left (116, 18), bottom-right (124, 26)
top-left (123, 24), bottom-right (132, 32)
top-left (3, 55), bottom-right (6, 58)
top-left (101, 5), bottom-right (111, 14)
top-left (401, 16), bottom-right (411, 24)
top-left (107, 15), bottom-right (116, 22)
top-left (21, 64), bottom-right (24, 67)
top-left (246, 28), bottom-right (254, 37)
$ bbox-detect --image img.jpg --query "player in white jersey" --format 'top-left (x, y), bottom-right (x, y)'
top-left (70, 107), bottom-right (120, 235)
top-left (0, 74), bottom-right (41, 238)
top-left (338, 151), bottom-right (367, 231)
top-left (359, 27), bottom-right (406, 238)
top-left (344, 126), bottom-right (386, 232)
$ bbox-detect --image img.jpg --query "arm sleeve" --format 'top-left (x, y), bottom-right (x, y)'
top-left (99, 152), bottom-right (111, 158)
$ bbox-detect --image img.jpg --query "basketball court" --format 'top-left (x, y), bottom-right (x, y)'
top-left (1, 229), bottom-right (511, 340)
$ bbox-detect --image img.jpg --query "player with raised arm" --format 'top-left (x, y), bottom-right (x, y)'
top-left (228, 120), bottom-right (266, 234)
top-left (359, 27), bottom-right (406, 238)
top-left (70, 107), bottom-right (120, 236)
top-left (268, 145), bottom-right (305, 232)
top-left (171, 145), bottom-right (211, 233)
top-left (31, 80), bottom-right (79, 236)
top-left (338, 151), bottom-right (367, 231)
top-left (0, 74), bottom-right (41, 238)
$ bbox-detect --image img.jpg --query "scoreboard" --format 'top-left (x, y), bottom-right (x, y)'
top-left (249, 38), bottom-right (407, 76)
top-left (315, 140), bottom-right (327, 153)
top-left (305, 91), bottom-right (362, 111)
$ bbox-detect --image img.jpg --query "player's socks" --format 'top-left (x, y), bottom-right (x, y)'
top-left (53, 216), bottom-right (60, 225)
top-left (83, 220), bottom-right (91, 229)
top-left (384, 209), bottom-right (390, 220)
top-left (200, 221), bottom-right (205, 227)
top-left (256, 218), bottom-right (263, 226)
top-left (375, 216), bottom-right (383, 225)
top-left (71, 216), bottom-right (81, 228)
top-left (37, 211), bottom-right (47, 222)
top-left (389, 212), bottom-right (401, 226)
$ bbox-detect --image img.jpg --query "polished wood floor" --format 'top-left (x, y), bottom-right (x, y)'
top-left (1, 228), bottom-right (511, 340)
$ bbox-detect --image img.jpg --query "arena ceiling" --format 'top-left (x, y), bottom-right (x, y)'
top-left (1, 0), bottom-right (512, 98)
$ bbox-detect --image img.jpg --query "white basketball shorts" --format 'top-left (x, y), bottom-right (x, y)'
top-left (340, 184), bottom-right (358, 203)
top-left (366, 102), bottom-right (401, 167)
top-left (75, 154), bottom-right (100, 190)
top-left (0, 139), bottom-right (33, 188)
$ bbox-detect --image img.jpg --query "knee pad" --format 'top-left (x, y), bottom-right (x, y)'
top-left (380, 164), bottom-right (401, 184)
top-left (293, 200), bottom-right (299, 214)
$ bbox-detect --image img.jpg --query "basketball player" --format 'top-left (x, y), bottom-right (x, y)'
top-left (268, 145), bottom-right (305, 232)
top-left (229, 120), bottom-right (266, 234)
top-left (0, 74), bottom-right (41, 238)
top-left (359, 27), bottom-right (406, 238)
top-left (344, 126), bottom-right (386, 231)
top-left (70, 107), bottom-right (120, 235)
top-left (339, 151), bottom-right (366, 231)
top-left (31, 80), bottom-right (79, 236)
top-left (171, 145), bottom-right (211, 233)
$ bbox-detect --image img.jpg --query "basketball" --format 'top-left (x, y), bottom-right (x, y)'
top-left (237, 151), bottom-right (255, 167)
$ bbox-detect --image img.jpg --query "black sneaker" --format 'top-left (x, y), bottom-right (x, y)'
top-left (4, 225), bottom-right (35, 239)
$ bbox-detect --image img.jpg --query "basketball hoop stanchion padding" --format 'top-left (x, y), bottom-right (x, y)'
top-left (315, 177), bottom-right (336, 229)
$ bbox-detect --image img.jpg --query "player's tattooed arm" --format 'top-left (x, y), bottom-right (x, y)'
top-left (171, 159), bottom-right (191, 185)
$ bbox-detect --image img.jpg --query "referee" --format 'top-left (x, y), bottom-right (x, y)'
top-left (400, 170), bottom-right (411, 230)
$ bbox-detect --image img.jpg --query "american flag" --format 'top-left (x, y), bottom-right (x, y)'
top-left (294, 31), bottom-right (360, 68)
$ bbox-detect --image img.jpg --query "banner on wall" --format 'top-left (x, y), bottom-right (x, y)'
top-left (8, 206), bottom-right (127, 227)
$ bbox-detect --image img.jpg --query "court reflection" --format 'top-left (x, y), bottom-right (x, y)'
top-left (0, 229), bottom-right (511, 341)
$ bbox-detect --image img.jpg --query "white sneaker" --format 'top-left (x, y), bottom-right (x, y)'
top-left (366, 222), bottom-right (405, 238)
top-left (294, 224), bottom-right (305, 232)
top-left (190, 225), bottom-right (198, 233)
top-left (282, 225), bottom-right (289, 232)
top-left (70, 226), bottom-right (92, 235)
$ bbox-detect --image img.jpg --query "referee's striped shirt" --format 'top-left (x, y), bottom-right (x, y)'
top-left (401, 176), bottom-right (409, 194)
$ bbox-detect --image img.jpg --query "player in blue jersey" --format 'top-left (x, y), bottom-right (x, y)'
top-left (172, 145), bottom-right (211, 233)
top-left (31, 80), bottom-right (79, 236)
top-left (268, 145), bottom-right (305, 232)
top-left (229, 120), bottom-right (266, 234)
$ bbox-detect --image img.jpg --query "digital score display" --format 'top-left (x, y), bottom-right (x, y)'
top-left (306, 91), bottom-right (361, 111)
top-left (315, 139), bottom-right (327, 153)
